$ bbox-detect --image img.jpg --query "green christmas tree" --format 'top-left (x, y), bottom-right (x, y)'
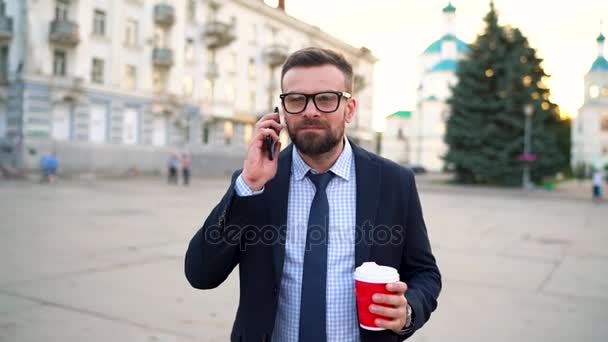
top-left (444, 1), bottom-right (569, 186)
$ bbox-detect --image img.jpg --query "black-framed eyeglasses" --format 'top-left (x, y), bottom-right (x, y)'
top-left (279, 91), bottom-right (352, 114)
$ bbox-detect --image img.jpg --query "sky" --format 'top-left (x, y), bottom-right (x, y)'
top-left (264, 0), bottom-right (608, 131)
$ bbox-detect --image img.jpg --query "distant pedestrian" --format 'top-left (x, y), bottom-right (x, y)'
top-left (592, 169), bottom-right (604, 201)
top-left (182, 153), bottom-right (191, 186)
top-left (40, 151), bottom-right (58, 184)
top-left (168, 154), bottom-right (179, 184)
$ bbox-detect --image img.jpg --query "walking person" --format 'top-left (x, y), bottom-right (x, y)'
top-left (592, 168), bottom-right (605, 201)
top-left (182, 153), bottom-right (191, 186)
top-left (185, 47), bottom-right (441, 341)
top-left (168, 154), bottom-right (179, 184)
top-left (40, 151), bottom-right (58, 184)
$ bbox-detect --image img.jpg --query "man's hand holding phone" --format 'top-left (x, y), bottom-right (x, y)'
top-left (241, 108), bottom-right (282, 191)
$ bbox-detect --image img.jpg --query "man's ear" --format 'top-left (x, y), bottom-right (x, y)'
top-left (344, 97), bottom-right (357, 124)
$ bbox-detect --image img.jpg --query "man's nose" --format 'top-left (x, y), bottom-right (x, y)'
top-left (301, 98), bottom-right (321, 118)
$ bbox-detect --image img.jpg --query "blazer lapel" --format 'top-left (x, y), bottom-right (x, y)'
top-left (353, 144), bottom-right (381, 267)
top-left (268, 144), bottom-right (293, 287)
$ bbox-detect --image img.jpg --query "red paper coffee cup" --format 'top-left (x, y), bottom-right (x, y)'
top-left (354, 262), bottom-right (400, 330)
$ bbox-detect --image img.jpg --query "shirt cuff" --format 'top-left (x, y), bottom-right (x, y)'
top-left (235, 174), bottom-right (265, 197)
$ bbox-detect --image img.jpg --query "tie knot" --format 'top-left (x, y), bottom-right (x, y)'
top-left (307, 171), bottom-right (335, 191)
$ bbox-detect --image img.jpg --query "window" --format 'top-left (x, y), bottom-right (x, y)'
top-left (93, 9), bottom-right (106, 36)
top-left (248, 57), bottom-right (256, 79)
top-left (225, 84), bottom-right (235, 103)
top-left (0, 1), bottom-right (6, 16)
top-left (187, 0), bottom-right (196, 21)
top-left (601, 115), bottom-right (608, 132)
top-left (125, 19), bottom-right (138, 46)
top-left (53, 50), bottom-right (66, 76)
top-left (91, 58), bottom-right (104, 84)
top-left (590, 85), bottom-right (600, 98)
top-left (55, 0), bottom-right (69, 21)
top-left (244, 124), bottom-right (253, 144)
top-left (203, 79), bottom-right (212, 101)
top-left (248, 91), bottom-right (256, 112)
top-left (153, 70), bottom-right (165, 94)
top-left (265, 27), bottom-right (275, 45)
top-left (0, 46), bottom-right (8, 82)
top-left (228, 52), bottom-right (237, 73)
top-left (185, 38), bottom-right (195, 62)
top-left (89, 104), bottom-right (108, 144)
top-left (122, 108), bottom-right (138, 145)
top-left (183, 76), bottom-right (194, 97)
top-left (125, 65), bottom-right (136, 90)
top-left (224, 121), bottom-right (233, 145)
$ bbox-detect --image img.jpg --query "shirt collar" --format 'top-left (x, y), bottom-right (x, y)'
top-left (292, 137), bottom-right (353, 182)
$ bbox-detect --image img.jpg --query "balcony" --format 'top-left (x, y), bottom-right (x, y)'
top-left (154, 4), bottom-right (175, 26)
top-left (152, 48), bottom-right (174, 68)
top-left (0, 17), bottom-right (13, 41)
top-left (152, 93), bottom-right (180, 115)
top-left (49, 20), bottom-right (80, 46)
top-left (263, 44), bottom-right (289, 68)
top-left (202, 21), bottom-right (236, 50)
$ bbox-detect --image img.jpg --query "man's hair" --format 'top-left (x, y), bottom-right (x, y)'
top-left (281, 47), bottom-right (353, 92)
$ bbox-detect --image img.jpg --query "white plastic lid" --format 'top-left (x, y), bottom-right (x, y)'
top-left (354, 262), bottom-right (399, 283)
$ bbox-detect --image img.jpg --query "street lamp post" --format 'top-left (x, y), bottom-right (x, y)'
top-left (522, 104), bottom-right (534, 189)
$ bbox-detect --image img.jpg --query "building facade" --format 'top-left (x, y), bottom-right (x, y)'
top-left (572, 31), bottom-right (608, 171)
top-left (0, 0), bottom-right (377, 175)
top-left (381, 111), bottom-right (411, 165)
top-left (406, 1), bottom-right (468, 171)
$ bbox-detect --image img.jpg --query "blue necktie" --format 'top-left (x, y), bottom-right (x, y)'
top-left (299, 171), bottom-right (335, 342)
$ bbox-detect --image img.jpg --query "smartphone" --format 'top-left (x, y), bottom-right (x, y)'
top-left (265, 107), bottom-right (280, 161)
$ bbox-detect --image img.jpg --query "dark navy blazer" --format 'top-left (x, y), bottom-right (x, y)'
top-left (185, 143), bottom-right (441, 342)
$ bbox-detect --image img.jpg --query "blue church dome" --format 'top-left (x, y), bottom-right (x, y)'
top-left (423, 34), bottom-right (469, 55)
top-left (430, 59), bottom-right (458, 72)
top-left (443, 1), bottom-right (456, 13)
top-left (590, 56), bottom-right (608, 72)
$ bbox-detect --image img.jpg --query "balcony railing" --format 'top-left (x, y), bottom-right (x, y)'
top-left (154, 4), bottom-right (175, 26)
top-left (152, 48), bottom-right (174, 68)
top-left (263, 44), bottom-right (289, 68)
top-left (202, 21), bottom-right (236, 50)
top-left (49, 20), bottom-right (80, 46)
top-left (0, 17), bottom-right (13, 41)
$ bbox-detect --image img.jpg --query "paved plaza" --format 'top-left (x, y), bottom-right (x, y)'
top-left (1, 175), bottom-right (607, 341)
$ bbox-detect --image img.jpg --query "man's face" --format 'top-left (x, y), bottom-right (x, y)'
top-left (281, 65), bottom-right (356, 156)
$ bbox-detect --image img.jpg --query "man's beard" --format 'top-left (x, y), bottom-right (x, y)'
top-left (287, 116), bottom-right (345, 156)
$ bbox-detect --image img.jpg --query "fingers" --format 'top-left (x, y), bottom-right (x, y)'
top-left (386, 281), bottom-right (407, 295)
top-left (253, 128), bottom-right (280, 144)
top-left (369, 303), bottom-right (405, 320)
top-left (371, 284), bottom-right (409, 332)
top-left (374, 316), bottom-right (406, 331)
top-left (256, 112), bottom-right (282, 131)
top-left (257, 119), bottom-right (282, 133)
top-left (372, 292), bottom-right (407, 307)
top-left (257, 111), bottom-right (280, 124)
